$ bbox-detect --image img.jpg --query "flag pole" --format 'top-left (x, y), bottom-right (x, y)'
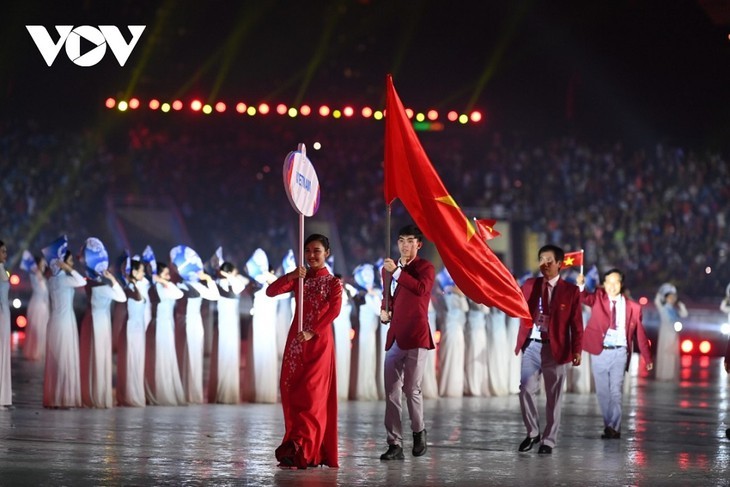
top-left (296, 143), bottom-right (307, 333)
top-left (384, 203), bottom-right (392, 311)
top-left (298, 211), bottom-right (304, 333)
top-left (580, 249), bottom-right (584, 276)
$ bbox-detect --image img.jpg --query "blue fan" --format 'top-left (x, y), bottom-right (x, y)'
top-left (436, 267), bottom-right (455, 292)
top-left (170, 245), bottom-right (203, 282)
top-left (142, 245), bottom-right (157, 275)
top-left (282, 249), bottom-right (297, 274)
top-left (84, 237), bottom-right (109, 280)
top-left (42, 235), bottom-right (68, 276)
top-left (584, 265), bottom-right (599, 292)
top-left (20, 250), bottom-right (37, 273)
top-left (246, 248), bottom-right (270, 284)
top-left (353, 263), bottom-right (375, 290)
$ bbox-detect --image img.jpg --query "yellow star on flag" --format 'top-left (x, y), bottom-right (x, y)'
top-left (563, 256), bottom-right (574, 266)
top-left (435, 195), bottom-right (476, 241)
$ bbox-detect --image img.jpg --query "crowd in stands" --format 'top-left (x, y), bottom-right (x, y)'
top-left (2, 115), bottom-right (728, 300)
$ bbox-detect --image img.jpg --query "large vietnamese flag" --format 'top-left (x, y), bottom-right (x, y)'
top-left (383, 75), bottom-right (530, 319)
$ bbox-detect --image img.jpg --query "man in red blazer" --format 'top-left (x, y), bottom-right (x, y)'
top-left (577, 268), bottom-right (653, 440)
top-left (379, 224), bottom-right (435, 461)
top-left (515, 244), bottom-right (583, 455)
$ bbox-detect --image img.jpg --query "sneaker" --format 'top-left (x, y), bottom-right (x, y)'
top-left (380, 444), bottom-right (405, 460)
top-left (412, 429), bottom-right (427, 456)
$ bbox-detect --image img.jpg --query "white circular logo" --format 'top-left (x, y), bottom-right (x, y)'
top-left (283, 148), bottom-right (320, 217)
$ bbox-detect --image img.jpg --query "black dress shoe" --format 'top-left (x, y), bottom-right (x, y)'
top-left (413, 429), bottom-right (427, 456)
top-left (537, 445), bottom-right (552, 454)
top-left (380, 444), bottom-right (405, 460)
top-left (518, 435), bottom-right (541, 452)
top-left (601, 427), bottom-right (621, 439)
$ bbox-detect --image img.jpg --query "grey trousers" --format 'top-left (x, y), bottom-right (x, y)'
top-left (384, 341), bottom-right (428, 446)
top-left (591, 348), bottom-right (627, 431)
top-left (519, 341), bottom-right (568, 448)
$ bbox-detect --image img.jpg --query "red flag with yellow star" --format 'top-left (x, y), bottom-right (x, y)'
top-left (384, 75), bottom-right (530, 319)
top-left (474, 218), bottom-right (501, 241)
top-left (562, 250), bottom-right (584, 267)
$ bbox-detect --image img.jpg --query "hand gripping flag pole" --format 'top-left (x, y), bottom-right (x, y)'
top-left (283, 143), bottom-right (321, 332)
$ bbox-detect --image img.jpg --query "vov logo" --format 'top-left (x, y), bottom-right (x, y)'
top-left (26, 25), bottom-right (146, 67)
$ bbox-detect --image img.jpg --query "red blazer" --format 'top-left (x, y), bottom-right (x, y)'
top-left (381, 256), bottom-right (435, 351)
top-left (580, 288), bottom-right (653, 369)
top-left (514, 277), bottom-right (583, 364)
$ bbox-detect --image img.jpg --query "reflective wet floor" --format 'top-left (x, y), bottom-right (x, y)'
top-left (1, 352), bottom-right (729, 486)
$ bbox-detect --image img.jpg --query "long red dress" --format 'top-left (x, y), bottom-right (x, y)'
top-left (266, 267), bottom-right (342, 468)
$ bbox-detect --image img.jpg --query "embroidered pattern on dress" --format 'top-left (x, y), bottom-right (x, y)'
top-left (282, 274), bottom-right (335, 391)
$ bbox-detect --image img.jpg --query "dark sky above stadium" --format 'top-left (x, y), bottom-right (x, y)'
top-left (4, 0), bottom-right (730, 143)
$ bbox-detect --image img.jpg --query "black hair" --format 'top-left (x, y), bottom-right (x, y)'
top-left (220, 261), bottom-right (236, 273)
top-left (157, 262), bottom-right (168, 274)
top-left (304, 233), bottom-right (330, 251)
top-left (398, 224), bottom-right (423, 242)
top-left (63, 250), bottom-right (73, 262)
top-left (602, 268), bottom-right (624, 283)
top-left (538, 244), bottom-right (564, 264)
top-left (130, 259), bottom-right (144, 272)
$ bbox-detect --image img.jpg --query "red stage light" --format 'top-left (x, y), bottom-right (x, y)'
top-left (276, 103), bottom-right (287, 115)
top-left (470, 111), bottom-right (483, 123)
top-left (215, 102), bottom-right (226, 113)
top-left (105, 97), bottom-right (116, 109)
top-left (236, 102), bottom-right (246, 113)
top-left (172, 100), bottom-right (183, 111)
top-left (16, 315), bottom-right (27, 328)
top-left (9, 274), bottom-right (20, 286)
top-left (149, 99), bottom-right (160, 110)
top-left (427, 109), bottom-right (438, 121)
top-left (362, 107), bottom-right (373, 118)
top-left (639, 296), bottom-right (648, 305)
top-left (343, 106), bottom-right (354, 117)
top-left (680, 339), bottom-right (694, 354)
top-left (300, 105), bottom-right (311, 116)
top-left (191, 100), bottom-right (203, 111)
top-left (698, 341), bottom-right (711, 354)
top-left (319, 105), bottom-right (330, 116)
top-left (128, 98), bottom-right (140, 109)
top-left (405, 108), bottom-right (414, 119)
top-left (447, 110), bottom-right (458, 122)
top-left (258, 103), bottom-right (270, 115)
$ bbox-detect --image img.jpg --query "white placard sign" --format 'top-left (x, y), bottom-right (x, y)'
top-left (283, 145), bottom-right (320, 217)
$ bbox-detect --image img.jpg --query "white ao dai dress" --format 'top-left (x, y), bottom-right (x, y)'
top-left (79, 281), bottom-right (126, 408)
top-left (43, 269), bottom-right (86, 408)
top-left (117, 278), bottom-right (150, 407)
top-left (24, 270), bottom-right (50, 361)
top-left (208, 275), bottom-right (247, 404)
top-left (145, 281), bottom-right (185, 405)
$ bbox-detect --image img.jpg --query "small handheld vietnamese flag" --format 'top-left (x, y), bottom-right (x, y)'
top-left (563, 250), bottom-right (584, 274)
top-left (473, 218), bottom-right (501, 240)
